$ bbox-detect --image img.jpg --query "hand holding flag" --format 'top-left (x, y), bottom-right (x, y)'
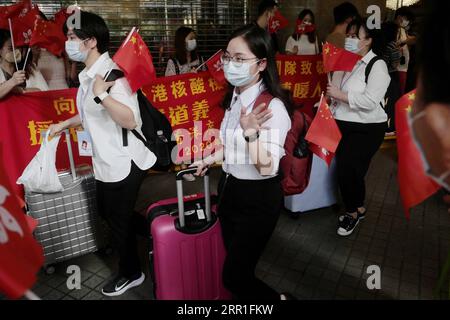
top-left (305, 94), bottom-right (342, 166)
top-left (113, 27), bottom-right (157, 93)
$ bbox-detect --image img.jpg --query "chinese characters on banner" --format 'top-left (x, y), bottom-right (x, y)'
top-left (141, 71), bottom-right (226, 164)
top-left (276, 54), bottom-right (328, 117)
top-left (0, 89), bottom-right (91, 199)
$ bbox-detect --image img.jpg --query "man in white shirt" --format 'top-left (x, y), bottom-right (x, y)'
top-left (49, 11), bottom-right (156, 297)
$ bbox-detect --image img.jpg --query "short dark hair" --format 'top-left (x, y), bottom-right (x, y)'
top-left (63, 11), bottom-right (110, 54)
top-left (257, 0), bottom-right (278, 17)
top-left (333, 2), bottom-right (359, 25)
top-left (347, 19), bottom-right (386, 56)
top-left (395, 6), bottom-right (414, 21)
top-left (0, 29), bottom-right (10, 51)
top-left (382, 21), bottom-right (399, 44)
top-left (418, 0), bottom-right (450, 105)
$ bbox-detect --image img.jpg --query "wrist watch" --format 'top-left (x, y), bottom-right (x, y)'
top-left (243, 129), bottom-right (260, 143)
top-left (94, 92), bottom-right (109, 104)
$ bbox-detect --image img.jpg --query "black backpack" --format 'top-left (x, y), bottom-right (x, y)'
top-left (105, 69), bottom-right (176, 170)
top-left (364, 56), bottom-right (389, 110)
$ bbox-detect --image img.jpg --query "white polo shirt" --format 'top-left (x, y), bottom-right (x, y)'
top-left (77, 52), bottom-right (156, 183)
top-left (331, 50), bottom-right (390, 124)
top-left (220, 81), bottom-right (291, 180)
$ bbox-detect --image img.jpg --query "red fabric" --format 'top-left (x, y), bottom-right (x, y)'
top-left (322, 42), bottom-right (361, 73)
top-left (268, 10), bottom-right (289, 34)
top-left (396, 90), bottom-right (440, 218)
top-left (30, 17), bottom-right (67, 57)
top-left (0, 89), bottom-right (91, 202)
top-left (295, 19), bottom-right (316, 35)
top-left (281, 110), bottom-right (313, 195)
top-left (0, 144), bottom-right (44, 299)
top-left (305, 97), bottom-right (342, 166)
top-left (206, 50), bottom-right (226, 85)
top-left (0, 2), bottom-right (26, 29)
top-left (8, 1), bottom-right (39, 47)
top-left (397, 71), bottom-right (407, 95)
top-left (113, 28), bottom-right (157, 93)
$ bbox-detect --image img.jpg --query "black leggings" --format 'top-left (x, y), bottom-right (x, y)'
top-left (336, 121), bottom-right (387, 213)
top-left (96, 161), bottom-right (147, 278)
top-left (218, 172), bottom-right (283, 301)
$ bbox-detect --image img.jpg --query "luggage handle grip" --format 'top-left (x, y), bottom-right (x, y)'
top-left (63, 129), bottom-right (77, 181)
top-left (176, 168), bottom-right (211, 228)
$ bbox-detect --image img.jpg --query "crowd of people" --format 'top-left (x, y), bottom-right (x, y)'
top-left (1, 0), bottom-right (447, 302)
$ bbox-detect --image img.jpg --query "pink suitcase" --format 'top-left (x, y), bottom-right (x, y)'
top-left (146, 169), bottom-right (232, 300)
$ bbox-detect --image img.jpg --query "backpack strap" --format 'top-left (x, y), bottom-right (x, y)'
top-left (253, 90), bottom-right (275, 112)
top-left (365, 56), bottom-right (384, 84)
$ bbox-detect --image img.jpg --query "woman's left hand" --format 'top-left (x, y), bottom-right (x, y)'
top-left (93, 75), bottom-right (115, 96)
top-left (240, 103), bottom-right (273, 133)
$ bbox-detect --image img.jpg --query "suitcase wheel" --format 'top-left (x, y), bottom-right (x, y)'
top-left (45, 265), bottom-right (56, 275)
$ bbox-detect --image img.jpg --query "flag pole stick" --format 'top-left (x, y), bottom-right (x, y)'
top-left (24, 290), bottom-right (41, 300)
top-left (8, 18), bottom-right (19, 71)
top-left (22, 48), bottom-right (31, 71)
top-left (195, 49), bottom-right (222, 72)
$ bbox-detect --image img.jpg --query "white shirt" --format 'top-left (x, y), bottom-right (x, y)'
top-left (77, 52), bottom-right (156, 183)
top-left (331, 50), bottom-right (390, 124)
top-left (285, 35), bottom-right (319, 55)
top-left (220, 81), bottom-right (291, 180)
top-left (0, 68), bottom-right (49, 91)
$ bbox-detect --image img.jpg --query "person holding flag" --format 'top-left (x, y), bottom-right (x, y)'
top-left (285, 9), bottom-right (319, 56)
top-left (48, 11), bottom-right (156, 297)
top-left (326, 19), bottom-right (390, 237)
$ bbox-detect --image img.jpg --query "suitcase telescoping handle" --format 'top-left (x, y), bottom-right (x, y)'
top-left (63, 129), bottom-right (77, 181)
top-left (176, 168), bottom-right (211, 228)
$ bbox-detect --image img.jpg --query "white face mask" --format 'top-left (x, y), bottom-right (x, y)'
top-left (4, 49), bottom-right (22, 64)
top-left (223, 60), bottom-right (260, 88)
top-left (186, 39), bottom-right (197, 52)
top-left (344, 37), bottom-right (361, 54)
top-left (65, 40), bottom-right (89, 62)
top-left (408, 111), bottom-right (450, 191)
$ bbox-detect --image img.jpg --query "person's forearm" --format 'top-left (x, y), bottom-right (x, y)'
top-left (335, 90), bottom-right (349, 104)
top-left (100, 96), bottom-right (137, 129)
top-left (203, 147), bottom-right (224, 166)
top-left (61, 115), bottom-right (82, 129)
top-left (0, 80), bottom-right (16, 99)
top-left (248, 139), bottom-right (274, 176)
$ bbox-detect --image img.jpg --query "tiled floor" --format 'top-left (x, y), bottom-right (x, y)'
top-left (19, 145), bottom-right (450, 300)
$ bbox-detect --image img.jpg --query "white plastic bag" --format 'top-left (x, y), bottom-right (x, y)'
top-left (17, 132), bottom-right (64, 193)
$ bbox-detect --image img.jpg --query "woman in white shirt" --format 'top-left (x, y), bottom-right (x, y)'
top-left (48, 11), bottom-right (156, 297)
top-left (327, 19), bottom-right (390, 237)
top-left (285, 9), bottom-right (319, 55)
top-left (193, 24), bottom-right (293, 300)
top-left (0, 30), bottom-right (49, 99)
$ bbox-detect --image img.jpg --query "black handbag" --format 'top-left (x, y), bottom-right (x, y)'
top-left (293, 112), bottom-right (310, 159)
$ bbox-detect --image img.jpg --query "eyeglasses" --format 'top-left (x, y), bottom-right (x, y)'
top-left (220, 53), bottom-right (260, 67)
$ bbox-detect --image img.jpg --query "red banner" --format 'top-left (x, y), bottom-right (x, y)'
top-left (0, 89), bottom-right (91, 200)
top-left (142, 71), bottom-right (226, 163)
top-left (276, 54), bottom-right (328, 117)
top-left (0, 144), bottom-right (44, 299)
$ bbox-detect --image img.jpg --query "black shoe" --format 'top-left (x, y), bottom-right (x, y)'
top-left (101, 272), bottom-right (145, 297)
top-left (337, 214), bottom-right (359, 237)
top-left (280, 292), bottom-right (298, 300)
top-left (339, 208), bottom-right (366, 222)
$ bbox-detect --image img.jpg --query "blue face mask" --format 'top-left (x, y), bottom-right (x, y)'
top-left (65, 40), bottom-right (89, 62)
top-left (408, 111), bottom-right (450, 191)
top-left (223, 60), bottom-right (260, 88)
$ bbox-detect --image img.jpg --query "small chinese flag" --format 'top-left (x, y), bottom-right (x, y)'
top-left (268, 10), bottom-right (289, 34)
top-left (322, 42), bottom-right (361, 73)
top-left (396, 90), bottom-right (440, 218)
top-left (0, 143), bottom-right (44, 299)
top-left (113, 27), bottom-right (157, 93)
top-left (305, 95), bottom-right (342, 166)
top-left (206, 50), bottom-right (226, 85)
top-left (30, 17), bottom-right (67, 57)
top-left (0, 1), bottom-right (26, 29)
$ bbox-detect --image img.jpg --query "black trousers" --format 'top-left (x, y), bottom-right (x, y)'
top-left (218, 172), bottom-right (283, 301)
top-left (336, 121), bottom-right (387, 213)
top-left (96, 161), bottom-right (147, 278)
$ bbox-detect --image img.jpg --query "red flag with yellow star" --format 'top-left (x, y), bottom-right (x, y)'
top-left (305, 95), bottom-right (342, 166)
top-left (113, 28), bottom-right (156, 93)
top-left (396, 90), bottom-right (440, 218)
top-left (323, 42), bottom-right (361, 73)
top-left (30, 17), bottom-right (67, 57)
